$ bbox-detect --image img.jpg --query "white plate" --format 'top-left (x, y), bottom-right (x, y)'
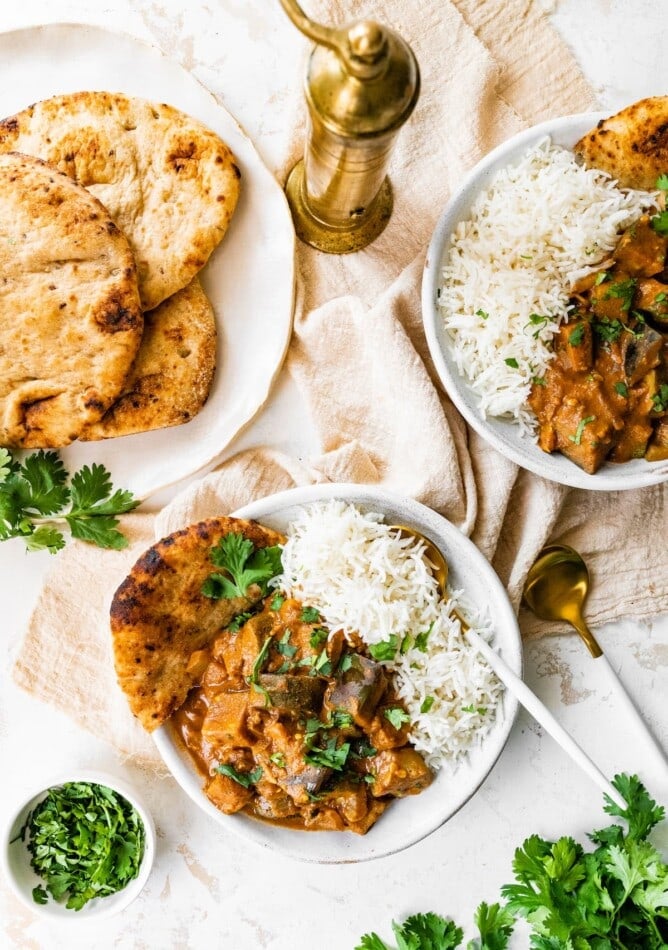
top-left (153, 484), bottom-right (522, 864)
top-left (0, 24), bottom-right (295, 499)
top-left (422, 112), bottom-right (668, 491)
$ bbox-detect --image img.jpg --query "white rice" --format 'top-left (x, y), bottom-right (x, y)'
top-left (275, 500), bottom-right (504, 771)
top-left (439, 137), bottom-right (657, 434)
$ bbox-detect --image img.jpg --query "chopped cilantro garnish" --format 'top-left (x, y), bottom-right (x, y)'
top-left (532, 375), bottom-right (546, 387)
top-left (309, 627), bottom-right (329, 649)
top-left (299, 606), bottom-right (321, 623)
top-left (368, 635), bottom-right (400, 661)
top-left (504, 357), bottom-right (519, 369)
top-left (384, 707), bottom-right (411, 730)
top-left (414, 623), bottom-right (434, 653)
top-left (420, 696), bottom-right (435, 714)
top-left (594, 270), bottom-right (610, 286)
top-left (475, 308), bottom-right (489, 320)
top-left (568, 324), bottom-right (585, 346)
top-left (525, 313), bottom-right (549, 338)
top-left (652, 384), bottom-right (668, 412)
top-left (227, 610), bottom-right (254, 633)
top-left (215, 763), bottom-right (263, 788)
top-left (569, 415), bottom-right (596, 445)
top-left (651, 209), bottom-right (668, 235)
top-left (654, 290), bottom-right (668, 304)
top-left (603, 278), bottom-right (637, 311)
top-left (304, 738), bottom-right (350, 771)
top-left (276, 630), bottom-right (297, 658)
top-left (657, 173), bottom-right (668, 191)
top-left (614, 381), bottom-right (629, 398)
top-left (269, 753), bottom-right (286, 768)
top-left (246, 637), bottom-right (273, 706)
top-left (593, 317), bottom-right (625, 343)
top-left (269, 592), bottom-right (285, 611)
top-left (338, 653), bottom-right (353, 673)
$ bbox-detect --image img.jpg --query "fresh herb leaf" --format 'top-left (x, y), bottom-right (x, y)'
top-left (532, 376), bottom-right (546, 387)
top-left (0, 450), bottom-right (138, 553)
top-left (352, 740), bottom-right (377, 759)
top-left (651, 209), bottom-right (668, 235)
top-left (525, 313), bottom-right (549, 338)
top-left (246, 637), bottom-right (273, 706)
top-left (568, 324), bottom-right (585, 346)
top-left (227, 611), bottom-right (254, 633)
top-left (476, 309), bottom-right (489, 320)
top-left (304, 737), bottom-right (350, 771)
top-left (368, 635), bottom-right (400, 661)
top-left (461, 704), bottom-right (476, 713)
top-left (300, 606), bottom-right (321, 623)
top-left (656, 173), bottom-right (668, 191)
top-left (568, 415), bottom-right (595, 445)
top-left (338, 654), bottom-right (353, 673)
top-left (355, 933), bottom-right (389, 950)
top-left (309, 627), bottom-right (329, 649)
top-left (215, 763), bottom-right (263, 788)
top-left (504, 357), bottom-right (519, 369)
top-left (312, 648), bottom-right (332, 677)
top-left (392, 913), bottom-right (463, 950)
top-left (384, 707), bottom-right (411, 730)
top-left (269, 752), bottom-right (286, 768)
top-left (420, 696), bottom-right (435, 714)
top-left (331, 709), bottom-right (354, 729)
top-left (614, 381), bottom-right (629, 398)
top-left (594, 270), bottom-right (610, 286)
top-left (276, 630), bottom-right (297, 658)
top-left (654, 291), bottom-right (668, 304)
top-left (269, 592), bottom-right (285, 611)
top-left (468, 902), bottom-right (514, 950)
top-left (603, 277), bottom-right (637, 311)
top-left (651, 383), bottom-right (668, 412)
top-left (414, 623), bottom-right (434, 653)
top-left (593, 317), bottom-right (625, 343)
top-left (21, 781), bottom-right (145, 911)
top-left (203, 533), bottom-right (282, 600)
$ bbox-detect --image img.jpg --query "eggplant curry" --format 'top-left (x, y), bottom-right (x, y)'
top-left (172, 594), bottom-right (433, 834)
top-left (529, 215), bottom-right (668, 473)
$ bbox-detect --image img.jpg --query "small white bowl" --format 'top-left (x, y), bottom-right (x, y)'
top-left (153, 483), bottom-right (522, 864)
top-left (1, 770), bottom-right (155, 921)
top-left (422, 112), bottom-right (668, 491)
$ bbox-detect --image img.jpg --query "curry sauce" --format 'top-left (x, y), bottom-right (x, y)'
top-left (171, 596), bottom-right (433, 834)
top-left (529, 216), bottom-right (668, 473)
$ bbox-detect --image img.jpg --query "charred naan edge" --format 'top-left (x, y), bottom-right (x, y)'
top-left (0, 151), bottom-right (142, 448)
top-left (574, 96), bottom-right (668, 190)
top-left (0, 92), bottom-right (241, 310)
top-left (111, 517), bottom-right (285, 732)
top-left (80, 277), bottom-right (217, 441)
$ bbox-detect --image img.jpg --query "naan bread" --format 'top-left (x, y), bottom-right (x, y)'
top-left (575, 96), bottom-right (668, 190)
top-left (111, 517), bottom-right (284, 731)
top-left (0, 92), bottom-right (241, 310)
top-left (80, 277), bottom-right (216, 441)
top-left (0, 152), bottom-right (142, 449)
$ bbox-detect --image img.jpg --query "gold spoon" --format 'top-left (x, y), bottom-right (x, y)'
top-left (389, 524), bottom-right (627, 806)
top-left (523, 544), bottom-right (667, 767)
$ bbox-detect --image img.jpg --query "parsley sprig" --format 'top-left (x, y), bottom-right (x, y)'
top-left (0, 449), bottom-right (138, 553)
top-left (202, 532), bottom-right (282, 600)
top-left (355, 775), bottom-right (668, 949)
top-left (19, 782), bottom-right (145, 911)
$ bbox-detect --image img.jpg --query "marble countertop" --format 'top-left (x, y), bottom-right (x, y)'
top-left (1, 1), bottom-right (667, 948)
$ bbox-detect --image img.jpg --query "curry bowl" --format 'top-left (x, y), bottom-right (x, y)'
top-left (153, 484), bottom-right (522, 864)
top-left (422, 112), bottom-right (668, 491)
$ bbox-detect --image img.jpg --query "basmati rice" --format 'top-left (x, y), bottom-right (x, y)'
top-left (276, 500), bottom-right (504, 771)
top-left (439, 137), bottom-right (656, 434)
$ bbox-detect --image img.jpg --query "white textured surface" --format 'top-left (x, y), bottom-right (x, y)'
top-left (1, 2), bottom-right (667, 948)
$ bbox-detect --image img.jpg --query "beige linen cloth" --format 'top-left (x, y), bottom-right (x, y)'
top-left (13, 0), bottom-right (667, 768)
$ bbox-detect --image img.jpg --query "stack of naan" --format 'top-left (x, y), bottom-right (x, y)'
top-left (0, 91), bottom-right (240, 448)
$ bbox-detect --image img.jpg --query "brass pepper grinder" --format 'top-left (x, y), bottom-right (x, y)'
top-left (280, 0), bottom-right (420, 254)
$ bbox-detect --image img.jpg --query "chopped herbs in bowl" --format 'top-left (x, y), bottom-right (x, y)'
top-left (2, 772), bottom-right (155, 919)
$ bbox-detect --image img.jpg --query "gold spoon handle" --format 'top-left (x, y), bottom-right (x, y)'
top-left (563, 609), bottom-right (603, 658)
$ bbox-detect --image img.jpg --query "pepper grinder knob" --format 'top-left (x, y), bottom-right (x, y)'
top-left (281, 0), bottom-right (420, 254)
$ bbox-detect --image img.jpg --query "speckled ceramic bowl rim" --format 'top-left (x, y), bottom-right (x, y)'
top-left (154, 483), bottom-right (522, 864)
top-left (1, 769), bottom-right (156, 921)
top-left (422, 112), bottom-right (668, 491)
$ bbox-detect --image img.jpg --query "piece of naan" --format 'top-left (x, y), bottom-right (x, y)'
top-left (81, 277), bottom-right (216, 441)
top-left (0, 152), bottom-right (142, 449)
top-left (575, 96), bottom-right (668, 190)
top-left (0, 92), bottom-right (241, 310)
top-left (111, 517), bottom-right (284, 732)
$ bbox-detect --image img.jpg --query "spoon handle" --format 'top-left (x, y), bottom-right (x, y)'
top-left (596, 654), bottom-right (668, 770)
top-left (465, 628), bottom-right (626, 810)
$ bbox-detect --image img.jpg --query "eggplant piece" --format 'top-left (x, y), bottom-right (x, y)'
top-left (646, 417), bottom-right (668, 461)
top-left (323, 654), bottom-right (387, 727)
top-left (613, 216), bottom-right (668, 277)
top-left (284, 764), bottom-right (332, 801)
top-left (369, 749), bottom-right (433, 798)
top-left (622, 325), bottom-right (663, 386)
top-left (248, 673), bottom-right (326, 715)
top-left (634, 278), bottom-right (668, 326)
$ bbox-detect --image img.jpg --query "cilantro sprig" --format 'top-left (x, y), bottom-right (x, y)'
top-left (19, 781), bottom-right (145, 911)
top-left (0, 449), bottom-right (138, 553)
top-left (202, 532), bottom-right (283, 600)
top-left (355, 775), bottom-right (668, 949)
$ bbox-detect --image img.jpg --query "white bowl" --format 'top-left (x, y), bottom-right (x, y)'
top-left (153, 483), bottom-right (522, 864)
top-left (422, 112), bottom-right (668, 491)
top-left (1, 770), bottom-right (155, 920)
